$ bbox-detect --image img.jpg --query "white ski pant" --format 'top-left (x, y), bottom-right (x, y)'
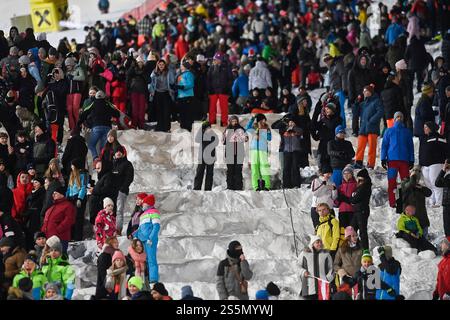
top-left (422, 164), bottom-right (443, 205)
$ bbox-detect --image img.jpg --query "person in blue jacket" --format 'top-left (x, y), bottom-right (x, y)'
top-left (354, 85), bottom-right (384, 169)
top-left (376, 246), bottom-right (402, 300)
top-left (232, 65), bottom-right (251, 113)
top-left (381, 111), bottom-right (414, 208)
top-left (134, 194), bottom-right (161, 284)
top-left (246, 113), bottom-right (272, 190)
top-left (176, 60), bottom-right (195, 131)
top-left (385, 17), bottom-right (406, 46)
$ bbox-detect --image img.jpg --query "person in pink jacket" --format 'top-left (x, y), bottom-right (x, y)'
top-left (94, 197), bottom-right (117, 250)
top-left (335, 165), bottom-right (357, 228)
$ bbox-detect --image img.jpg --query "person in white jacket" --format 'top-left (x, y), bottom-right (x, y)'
top-left (310, 166), bottom-right (338, 228)
top-left (249, 59), bottom-right (272, 91)
top-left (298, 235), bottom-right (335, 300)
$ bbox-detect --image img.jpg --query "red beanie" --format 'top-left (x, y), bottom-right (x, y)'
top-left (137, 193), bottom-right (148, 201)
top-left (143, 194), bottom-right (155, 207)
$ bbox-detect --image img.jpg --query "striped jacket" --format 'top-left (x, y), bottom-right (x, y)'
top-left (135, 207), bottom-right (161, 243)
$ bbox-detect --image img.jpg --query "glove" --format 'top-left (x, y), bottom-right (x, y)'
top-left (409, 162), bottom-right (414, 170)
top-left (381, 160), bottom-right (387, 170)
top-left (387, 288), bottom-right (396, 297)
top-left (76, 199), bottom-right (82, 208)
top-left (377, 246), bottom-right (385, 256)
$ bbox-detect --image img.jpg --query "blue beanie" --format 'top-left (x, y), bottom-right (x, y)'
top-left (335, 125), bottom-right (345, 136)
top-left (255, 289), bottom-right (269, 300)
top-left (181, 285), bottom-right (194, 299)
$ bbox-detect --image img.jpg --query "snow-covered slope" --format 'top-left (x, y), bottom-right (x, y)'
top-left (2, 0), bottom-right (445, 301)
top-left (68, 88), bottom-right (445, 300)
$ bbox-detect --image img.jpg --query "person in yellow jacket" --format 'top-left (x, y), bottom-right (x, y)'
top-left (315, 203), bottom-right (341, 258)
top-left (396, 205), bottom-right (437, 253)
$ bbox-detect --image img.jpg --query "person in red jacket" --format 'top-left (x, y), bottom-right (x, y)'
top-left (174, 34), bottom-right (189, 61)
top-left (335, 165), bottom-right (357, 228)
top-left (11, 172), bottom-right (33, 224)
top-left (433, 236), bottom-right (450, 300)
top-left (111, 67), bottom-right (127, 113)
top-left (41, 186), bottom-right (76, 254)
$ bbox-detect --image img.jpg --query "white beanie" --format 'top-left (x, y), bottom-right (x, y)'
top-left (395, 59), bottom-right (407, 70)
top-left (46, 235), bottom-right (61, 251)
top-left (103, 197), bottom-right (114, 208)
top-left (309, 235), bottom-right (322, 250)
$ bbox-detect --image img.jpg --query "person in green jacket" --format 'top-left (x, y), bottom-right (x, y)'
top-left (396, 204), bottom-right (437, 253)
top-left (12, 253), bottom-right (48, 299)
top-left (41, 236), bottom-right (76, 299)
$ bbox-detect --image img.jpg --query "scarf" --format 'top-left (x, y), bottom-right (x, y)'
top-left (128, 246), bottom-right (146, 277)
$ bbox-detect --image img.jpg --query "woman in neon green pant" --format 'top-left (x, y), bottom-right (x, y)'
top-left (246, 114), bottom-right (272, 190)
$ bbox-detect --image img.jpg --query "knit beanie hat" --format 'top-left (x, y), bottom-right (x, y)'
top-left (181, 285), bottom-right (194, 299)
top-left (142, 194), bottom-right (155, 207)
top-left (361, 249), bottom-right (372, 262)
top-left (103, 197), bottom-right (114, 208)
top-left (95, 90), bottom-right (106, 99)
top-left (395, 59), bottom-right (407, 70)
top-left (34, 231), bottom-right (46, 241)
top-left (421, 83), bottom-right (434, 95)
top-left (45, 282), bottom-right (61, 295)
top-left (24, 253), bottom-right (39, 265)
top-left (112, 250), bottom-right (125, 262)
top-left (53, 185), bottom-right (65, 196)
top-left (152, 282), bottom-right (168, 296)
top-left (335, 125), bottom-right (345, 135)
top-left (128, 276), bottom-right (144, 291)
top-left (266, 282), bottom-right (281, 296)
top-left (325, 102), bottom-right (337, 113)
top-left (344, 226), bottom-right (356, 238)
top-left (46, 235), bottom-right (62, 252)
top-left (309, 235), bottom-right (322, 250)
top-left (342, 165), bottom-right (354, 175)
top-left (255, 289), bottom-right (269, 300)
top-left (393, 111), bottom-right (404, 121)
top-left (71, 158), bottom-right (84, 170)
top-left (137, 193), bottom-right (148, 201)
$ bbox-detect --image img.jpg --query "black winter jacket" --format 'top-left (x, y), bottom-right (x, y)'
top-left (206, 63), bottom-right (233, 95)
top-left (112, 157), bottom-right (134, 195)
top-left (327, 138), bottom-right (355, 169)
top-left (348, 55), bottom-right (373, 103)
top-left (0, 173), bottom-right (13, 214)
top-left (381, 81), bottom-right (405, 119)
top-left (418, 133), bottom-right (448, 166)
top-left (350, 179), bottom-right (372, 215)
top-left (435, 170), bottom-right (450, 207)
top-left (79, 99), bottom-right (120, 128)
